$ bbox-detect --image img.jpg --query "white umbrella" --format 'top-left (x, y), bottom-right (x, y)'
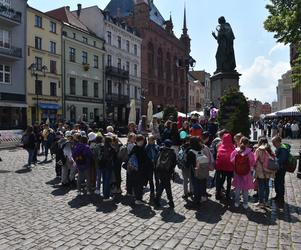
top-left (128, 99), bottom-right (136, 124)
top-left (153, 111), bottom-right (163, 119)
top-left (147, 101), bottom-right (153, 124)
top-left (188, 110), bottom-right (205, 118)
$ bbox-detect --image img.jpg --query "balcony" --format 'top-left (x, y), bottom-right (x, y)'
top-left (105, 94), bottom-right (130, 104)
top-left (0, 5), bottom-right (22, 25)
top-left (0, 46), bottom-right (22, 60)
top-left (106, 66), bottom-right (129, 80)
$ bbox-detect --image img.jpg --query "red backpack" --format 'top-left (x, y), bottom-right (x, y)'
top-left (234, 151), bottom-right (250, 176)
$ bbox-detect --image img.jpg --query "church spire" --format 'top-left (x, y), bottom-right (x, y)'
top-left (183, 3), bottom-right (187, 35)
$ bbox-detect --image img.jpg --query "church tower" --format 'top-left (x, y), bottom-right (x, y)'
top-left (180, 4), bottom-right (191, 55)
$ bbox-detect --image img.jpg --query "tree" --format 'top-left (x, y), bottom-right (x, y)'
top-left (264, 0), bottom-right (301, 87)
top-left (218, 89), bottom-right (250, 138)
top-left (163, 105), bottom-right (178, 122)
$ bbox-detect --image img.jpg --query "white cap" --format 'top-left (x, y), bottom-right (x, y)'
top-left (88, 132), bottom-right (97, 142)
top-left (65, 131), bottom-right (72, 137)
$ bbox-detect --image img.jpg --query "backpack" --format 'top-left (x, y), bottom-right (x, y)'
top-left (177, 146), bottom-right (188, 170)
top-left (127, 154), bottom-right (139, 172)
top-left (118, 144), bottom-right (129, 162)
top-left (56, 142), bottom-right (67, 166)
top-left (156, 148), bottom-right (174, 173)
top-left (93, 144), bottom-right (105, 165)
top-left (234, 151), bottom-right (250, 176)
top-left (281, 144), bottom-right (297, 173)
top-left (190, 149), bottom-right (210, 179)
top-left (73, 144), bottom-right (87, 166)
top-left (21, 134), bottom-right (30, 147)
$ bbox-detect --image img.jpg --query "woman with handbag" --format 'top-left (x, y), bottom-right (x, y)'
top-left (255, 138), bottom-right (276, 208)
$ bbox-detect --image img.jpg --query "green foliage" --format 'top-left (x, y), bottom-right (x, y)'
top-left (163, 105), bottom-right (178, 122)
top-left (264, 0), bottom-right (301, 86)
top-left (218, 89), bottom-right (250, 138)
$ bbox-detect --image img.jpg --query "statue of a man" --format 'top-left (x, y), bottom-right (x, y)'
top-left (212, 16), bottom-right (236, 73)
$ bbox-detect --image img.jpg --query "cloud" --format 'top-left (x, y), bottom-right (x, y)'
top-left (238, 56), bottom-right (290, 103)
top-left (268, 43), bottom-right (287, 56)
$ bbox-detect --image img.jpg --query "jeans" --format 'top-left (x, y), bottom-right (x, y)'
top-left (275, 168), bottom-right (286, 200)
top-left (96, 168), bottom-right (112, 199)
top-left (128, 171), bottom-right (144, 201)
top-left (43, 141), bottom-right (49, 159)
top-left (156, 175), bottom-right (173, 203)
top-left (77, 168), bottom-right (91, 193)
top-left (26, 148), bottom-right (35, 166)
top-left (216, 170), bottom-right (233, 197)
top-left (146, 168), bottom-right (155, 198)
top-left (258, 178), bottom-right (270, 203)
top-left (235, 188), bottom-right (249, 206)
top-left (61, 163), bottom-right (76, 184)
top-left (182, 167), bottom-right (193, 195)
top-left (191, 175), bottom-right (207, 202)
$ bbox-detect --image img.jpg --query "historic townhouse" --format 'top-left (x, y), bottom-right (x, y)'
top-left (74, 5), bottom-right (142, 125)
top-left (0, 0), bottom-right (27, 129)
top-left (27, 6), bottom-right (62, 125)
top-left (105, 0), bottom-right (191, 113)
top-left (47, 7), bottom-right (105, 124)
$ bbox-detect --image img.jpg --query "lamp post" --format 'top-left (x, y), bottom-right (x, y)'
top-left (28, 63), bottom-right (48, 123)
top-left (177, 56), bottom-right (196, 118)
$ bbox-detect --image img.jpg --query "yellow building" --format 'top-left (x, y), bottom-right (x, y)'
top-left (26, 6), bottom-right (62, 125)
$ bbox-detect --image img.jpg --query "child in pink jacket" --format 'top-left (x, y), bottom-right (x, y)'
top-left (231, 137), bottom-right (255, 209)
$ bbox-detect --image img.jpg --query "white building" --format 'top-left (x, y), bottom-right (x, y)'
top-left (74, 5), bottom-right (142, 125)
top-left (277, 70), bottom-right (293, 110)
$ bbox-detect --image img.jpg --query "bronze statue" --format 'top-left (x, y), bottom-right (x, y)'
top-left (212, 16), bottom-right (236, 73)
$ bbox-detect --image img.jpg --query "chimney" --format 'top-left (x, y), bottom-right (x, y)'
top-left (77, 4), bottom-right (82, 17)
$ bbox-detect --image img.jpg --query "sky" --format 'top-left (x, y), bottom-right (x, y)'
top-left (27, 0), bottom-right (291, 104)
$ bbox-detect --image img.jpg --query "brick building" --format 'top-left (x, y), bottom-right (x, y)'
top-left (105, 0), bottom-right (191, 114)
top-left (261, 102), bottom-right (272, 115)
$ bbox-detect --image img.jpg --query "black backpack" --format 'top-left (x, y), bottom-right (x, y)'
top-left (156, 148), bottom-right (174, 173)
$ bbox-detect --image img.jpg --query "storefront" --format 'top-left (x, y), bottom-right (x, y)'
top-left (0, 102), bottom-right (27, 130)
top-left (29, 102), bottom-right (62, 126)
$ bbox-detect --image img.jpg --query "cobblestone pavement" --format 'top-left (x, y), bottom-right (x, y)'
top-left (1, 147), bottom-right (301, 250)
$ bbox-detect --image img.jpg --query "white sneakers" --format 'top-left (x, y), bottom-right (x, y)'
top-left (234, 202), bottom-right (239, 208)
top-left (103, 197), bottom-right (113, 202)
top-left (94, 190), bottom-right (100, 195)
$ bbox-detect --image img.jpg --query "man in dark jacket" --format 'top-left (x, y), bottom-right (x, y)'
top-left (154, 139), bottom-right (177, 208)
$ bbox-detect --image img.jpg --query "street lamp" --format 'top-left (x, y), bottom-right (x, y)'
top-left (177, 56), bottom-right (196, 118)
top-left (28, 63), bottom-right (48, 123)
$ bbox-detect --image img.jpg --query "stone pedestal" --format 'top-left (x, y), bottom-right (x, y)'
top-left (210, 71), bottom-right (241, 107)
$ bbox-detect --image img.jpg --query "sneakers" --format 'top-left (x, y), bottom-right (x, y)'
top-left (135, 200), bottom-right (144, 205)
top-left (234, 202), bottom-right (239, 208)
top-left (243, 204), bottom-right (249, 209)
top-left (94, 190), bottom-right (100, 195)
top-left (103, 197), bottom-right (113, 202)
top-left (168, 201), bottom-right (175, 208)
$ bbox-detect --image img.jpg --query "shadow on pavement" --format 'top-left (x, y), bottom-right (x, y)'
top-left (51, 186), bottom-right (71, 196)
top-left (129, 204), bottom-right (156, 219)
top-left (95, 200), bottom-right (118, 214)
top-left (15, 167), bottom-right (32, 174)
top-left (68, 194), bottom-right (92, 209)
top-left (0, 169), bottom-right (11, 173)
top-left (160, 208), bottom-right (185, 223)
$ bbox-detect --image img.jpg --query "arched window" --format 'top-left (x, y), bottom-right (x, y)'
top-left (157, 48), bottom-right (163, 79)
top-left (166, 86), bottom-right (172, 99)
top-left (165, 52), bottom-right (171, 81)
top-left (196, 90), bottom-right (200, 105)
top-left (173, 56), bottom-right (178, 83)
top-left (148, 42), bottom-right (154, 77)
top-left (174, 89), bottom-right (179, 100)
top-left (158, 84), bottom-right (164, 97)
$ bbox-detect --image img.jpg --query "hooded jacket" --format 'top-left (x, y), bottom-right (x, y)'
top-left (215, 133), bottom-right (235, 172)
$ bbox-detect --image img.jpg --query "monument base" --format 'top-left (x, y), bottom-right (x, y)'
top-left (210, 71), bottom-right (241, 107)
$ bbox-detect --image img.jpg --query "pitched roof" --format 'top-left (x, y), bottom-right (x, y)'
top-left (46, 7), bottom-right (89, 32)
top-left (105, 0), bottom-right (165, 27)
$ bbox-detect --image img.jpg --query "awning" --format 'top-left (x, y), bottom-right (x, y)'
top-left (38, 103), bottom-right (61, 110)
top-left (275, 105), bottom-right (301, 116)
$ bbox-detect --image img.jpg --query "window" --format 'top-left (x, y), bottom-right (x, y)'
top-left (35, 57), bottom-right (42, 71)
top-left (147, 42), bottom-right (154, 76)
top-left (173, 56), bottom-right (178, 83)
top-left (117, 36), bottom-right (121, 49)
top-left (50, 41), bottom-right (56, 54)
top-left (107, 31), bottom-right (111, 45)
top-left (93, 41), bottom-right (96, 47)
top-left (82, 80), bottom-right (88, 96)
top-left (70, 77), bottom-right (76, 95)
top-left (35, 80), bottom-right (42, 95)
top-left (126, 61), bottom-right (130, 72)
top-left (50, 82), bottom-right (57, 96)
top-left (134, 64), bottom-right (138, 76)
top-left (35, 15), bottom-right (42, 28)
top-left (117, 58), bottom-right (121, 69)
top-left (93, 55), bottom-right (99, 68)
top-left (0, 64), bottom-right (11, 84)
top-left (166, 53), bottom-right (171, 81)
top-left (107, 80), bottom-right (112, 94)
top-left (135, 86), bottom-right (138, 99)
top-left (0, 29), bottom-right (10, 48)
top-left (82, 37), bottom-right (88, 43)
top-left (35, 36), bottom-right (42, 50)
top-left (50, 60), bottom-right (57, 74)
top-left (82, 51), bottom-right (88, 64)
top-left (157, 48), bottom-right (163, 78)
top-left (134, 44), bottom-right (137, 56)
top-left (69, 47), bottom-right (76, 62)
top-left (83, 107), bottom-right (88, 117)
top-left (107, 55), bottom-right (112, 66)
top-left (94, 82), bottom-right (99, 97)
top-left (73, 33), bottom-right (76, 39)
top-left (50, 21), bottom-right (56, 33)
top-left (126, 40), bottom-right (130, 52)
